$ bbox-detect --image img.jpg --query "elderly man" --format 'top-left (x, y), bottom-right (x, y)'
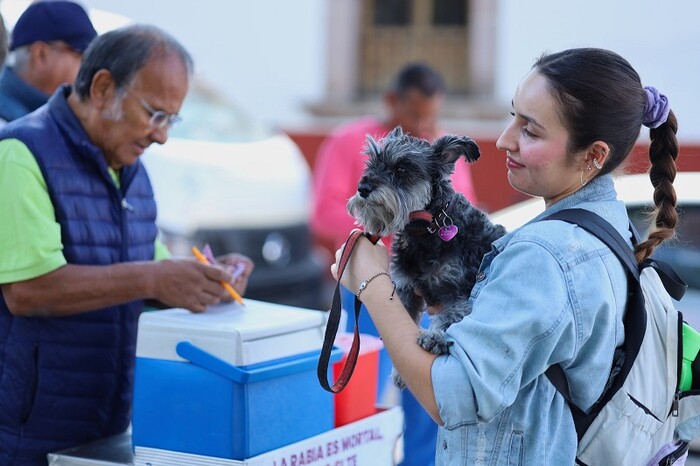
top-left (0, 24), bottom-right (253, 465)
top-left (0, 0), bottom-right (98, 124)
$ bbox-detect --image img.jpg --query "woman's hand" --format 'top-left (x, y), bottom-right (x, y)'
top-left (331, 231), bottom-right (391, 294)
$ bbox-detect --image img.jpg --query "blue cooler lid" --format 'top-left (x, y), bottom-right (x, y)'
top-left (136, 299), bottom-right (327, 366)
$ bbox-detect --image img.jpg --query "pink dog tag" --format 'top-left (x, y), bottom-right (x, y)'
top-left (438, 225), bottom-right (458, 241)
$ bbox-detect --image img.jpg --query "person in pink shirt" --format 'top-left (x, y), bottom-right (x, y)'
top-left (311, 63), bottom-right (477, 255)
top-left (311, 62), bottom-right (477, 466)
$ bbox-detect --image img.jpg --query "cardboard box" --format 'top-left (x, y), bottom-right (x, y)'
top-left (134, 406), bottom-right (404, 466)
top-left (132, 300), bottom-right (341, 460)
top-left (333, 333), bottom-right (384, 427)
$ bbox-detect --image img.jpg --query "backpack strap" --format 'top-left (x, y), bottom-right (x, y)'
top-left (643, 258), bottom-right (687, 301)
top-left (542, 208), bottom-right (688, 441)
top-left (541, 208), bottom-right (646, 440)
top-left (546, 210), bottom-right (686, 299)
top-left (548, 209), bottom-right (640, 278)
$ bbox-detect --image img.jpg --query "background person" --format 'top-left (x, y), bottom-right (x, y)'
top-left (331, 47), bottom-right (679, 464)
top-left (0, 0), bottom-right (97, 124)
top-left (311, 61), bottom-right (477, 255)
top-left (0, 24), bottom-right (253, 466)
top-left (0, 10), bottom-right (7, 66)
top-left (311, 62), bottom-right (478, 466)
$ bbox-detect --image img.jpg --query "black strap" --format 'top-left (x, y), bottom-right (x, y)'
top-left (317, 230), bottom-right (363, 393)
top-left (547, 209), bottom-right (640, 279)
top-left (547, 210), bottom-right (686, 299)
top-left (542, 209), bottom-right (647, 439)
top-left (644, 258), bottom-right (687, 301)
top-left (317, 231), bottom-right (382, 393)
top-left (543, 208), bottom-right (688, 440)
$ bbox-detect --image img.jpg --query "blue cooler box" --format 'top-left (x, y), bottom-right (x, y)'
top-left (132, 300), bottom-right (341, 461)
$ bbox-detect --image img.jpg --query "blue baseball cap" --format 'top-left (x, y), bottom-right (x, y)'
top-left (10, 1), bottom-right (97, 52)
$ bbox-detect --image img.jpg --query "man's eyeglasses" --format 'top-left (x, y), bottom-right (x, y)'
top-left (137, 97), bottom-right (182, 130)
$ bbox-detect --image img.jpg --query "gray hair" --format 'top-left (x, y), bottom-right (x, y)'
top-left (9, 46), bottom-right (30, 71)
top-left (74, 24), bottom-right (193, 100)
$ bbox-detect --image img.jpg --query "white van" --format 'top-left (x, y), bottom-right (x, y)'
top-left (144, 84), bottom-right (328, 309)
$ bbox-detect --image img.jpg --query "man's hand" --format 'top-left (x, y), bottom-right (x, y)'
top-left (150, 259), bottom-right (234, 312)
top-left (216, 253), bottom-right (255, 298)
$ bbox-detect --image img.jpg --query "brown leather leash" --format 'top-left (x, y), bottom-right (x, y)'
top-left (317, 230), bottom-right (380, 393)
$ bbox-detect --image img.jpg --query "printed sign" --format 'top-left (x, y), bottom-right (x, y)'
top-left (134, 407), bottom-right (404, 466)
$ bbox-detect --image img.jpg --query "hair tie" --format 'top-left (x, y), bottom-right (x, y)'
top-left (642, 86), bottom-right (670, 129)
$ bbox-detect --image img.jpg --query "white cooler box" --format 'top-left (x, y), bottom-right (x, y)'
top-left (131, 300), bottom-right (341, 461)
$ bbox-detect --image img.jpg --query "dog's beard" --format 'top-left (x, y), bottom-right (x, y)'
top-left (347, 184), bottom-right (431, 236)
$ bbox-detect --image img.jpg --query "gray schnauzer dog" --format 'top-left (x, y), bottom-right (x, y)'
top-left (347, 126), bottom-right (506, 387)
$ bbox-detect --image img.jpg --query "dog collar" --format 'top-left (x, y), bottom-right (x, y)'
top-left (406, 195), bottom-right (459, 241)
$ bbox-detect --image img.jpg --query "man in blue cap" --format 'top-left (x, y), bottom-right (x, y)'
top-left (0, 0), bottom-right (97, 124)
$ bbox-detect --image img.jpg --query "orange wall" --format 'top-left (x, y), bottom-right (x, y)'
top-left (286, 129), bottom-right (700, 213)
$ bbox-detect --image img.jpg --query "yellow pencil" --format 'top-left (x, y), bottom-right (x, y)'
top-left (192, 246), bottom-right (245, 306)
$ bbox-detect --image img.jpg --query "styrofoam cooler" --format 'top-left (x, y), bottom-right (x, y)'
top-left (333, 333), bottom-right (384, 427)
top-left (131, 300), bottom-right (342, 461)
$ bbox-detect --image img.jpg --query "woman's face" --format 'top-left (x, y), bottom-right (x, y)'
top-left (496, 70), bottom-right (588, 207)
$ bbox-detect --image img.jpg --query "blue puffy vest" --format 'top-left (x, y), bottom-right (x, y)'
top-left (0, 86), bottom-right (157, 465)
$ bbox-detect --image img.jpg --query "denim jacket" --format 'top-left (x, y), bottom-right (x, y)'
top-left (431, 175), bottom-right (631, 465)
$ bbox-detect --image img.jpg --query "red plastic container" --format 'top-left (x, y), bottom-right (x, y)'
top-left (332, 332), bottom-right (384, 427)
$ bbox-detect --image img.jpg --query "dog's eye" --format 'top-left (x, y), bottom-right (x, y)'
top-left (396, 167), bottom-right (407, 175)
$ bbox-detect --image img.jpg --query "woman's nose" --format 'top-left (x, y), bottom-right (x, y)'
top-left (496, 122), bottom-right (516, 152)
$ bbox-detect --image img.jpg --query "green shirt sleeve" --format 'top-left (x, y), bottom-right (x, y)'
top-left (0, 139), bottom-right (168, 284)
top-left (154, 237), bottom-right (171, 261)
top-left (0, 139), bottom-right (67, 284)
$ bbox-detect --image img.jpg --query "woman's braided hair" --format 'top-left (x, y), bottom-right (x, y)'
top-left (534, 48), bottom-right (678, 262)
top-left (638, 110), bottom-right (679, 261)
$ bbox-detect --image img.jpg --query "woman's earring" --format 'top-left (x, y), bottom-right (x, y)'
top-left (593, 159), bottom-right (603, 170)
top-left (580, 165), bottom-right (592, 187)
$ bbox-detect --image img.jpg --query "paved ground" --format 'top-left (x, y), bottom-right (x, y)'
top-left (688, 452), bottom-right (700, 465)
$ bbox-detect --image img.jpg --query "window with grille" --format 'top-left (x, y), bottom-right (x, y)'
top-left (360, 0), bottom-right (470, 96)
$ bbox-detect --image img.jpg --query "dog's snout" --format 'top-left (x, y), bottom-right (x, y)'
top-left (358, 180), bottom-right (373, 198)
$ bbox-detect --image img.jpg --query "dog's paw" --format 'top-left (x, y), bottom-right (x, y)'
top-left (417, 329), bottom-right (453, 355)
top-left (391, 368), bottom-right (407, 390)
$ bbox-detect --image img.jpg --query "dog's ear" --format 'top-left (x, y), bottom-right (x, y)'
top-left (388, 125), bottom-right (404, 139)
top-left (363, 133), bottom-right (381, 159)
top-left (432, 135), bottom-right (481, 165)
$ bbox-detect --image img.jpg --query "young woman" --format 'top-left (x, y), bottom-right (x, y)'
top-left (331, 48), bottom-right (678, 464)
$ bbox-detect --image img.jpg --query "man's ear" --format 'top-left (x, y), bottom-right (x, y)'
top-left (28, 42), bottom-right (51, 68)
top-left (88, 69), bottom-right (116, 108)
